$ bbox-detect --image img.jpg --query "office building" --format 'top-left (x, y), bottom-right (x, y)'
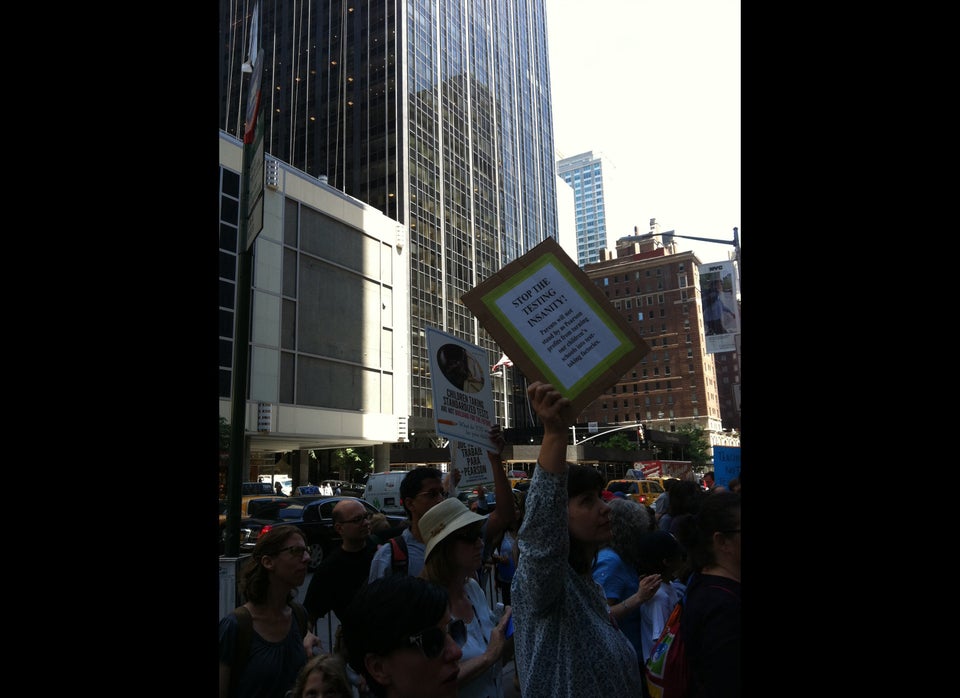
top-left (580, 231), bottom-right (740, 460)
top-left (557, 151), bottom-right (620, 266)
top-left (219, 0), bottom-right (557, 474)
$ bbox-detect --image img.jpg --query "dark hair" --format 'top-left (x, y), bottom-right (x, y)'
top-left (668, 480), bottom-right (703, 518)
top-left (568, 464), bottom-right (606, 573)
top-left (674, 490), bottom-right (740, 572)
top-left (399, 467), bottom-right (445, 518)
top-left (636, 530), bottom-right (683, 575)
top-left (341, 576), bottom-right (450, 698)
top-left (237, 525), bottom-right (305, 604)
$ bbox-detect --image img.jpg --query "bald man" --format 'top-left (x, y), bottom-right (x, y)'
top-left (303, 498), bottom-right (377, 629)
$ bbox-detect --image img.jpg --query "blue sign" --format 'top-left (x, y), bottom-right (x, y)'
top-left (712, 446), bottom-right (741, 488)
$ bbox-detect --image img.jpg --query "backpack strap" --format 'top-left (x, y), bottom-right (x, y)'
top-left (389, 535), bottom-right (408, 576)
top-left (229, 606), bottom-right (253, 698)
top-left (290, 599), bottom-right (311, 637)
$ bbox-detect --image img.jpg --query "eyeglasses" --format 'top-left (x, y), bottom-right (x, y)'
top-left (415, 488), bottom-right (448, 500)
top-left (276, 545), bottom-right (310, 557)
top-left (720, 529), bottom-right (741, 535)
top-left (407, 619), bottom-right (467, 658)
top-left (339, 513), bottom-right (372, 525)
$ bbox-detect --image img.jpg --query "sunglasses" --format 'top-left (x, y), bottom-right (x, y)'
top-left (452, 528), bottom-right (483, 544)
top-left (407, 619), bottom-right (467, 658)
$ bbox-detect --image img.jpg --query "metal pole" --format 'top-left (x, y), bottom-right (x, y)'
top-left (224, 144), bottom-right (254, 558)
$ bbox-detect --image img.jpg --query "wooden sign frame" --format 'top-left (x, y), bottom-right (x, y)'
top-left (462, 237), bottom-right (650, 423)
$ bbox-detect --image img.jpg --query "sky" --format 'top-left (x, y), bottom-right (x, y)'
top-left (544, 0), bottom-right (741, 267)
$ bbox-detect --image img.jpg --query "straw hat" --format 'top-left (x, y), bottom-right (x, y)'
top-left (419, 496), bottom-right (488, 560)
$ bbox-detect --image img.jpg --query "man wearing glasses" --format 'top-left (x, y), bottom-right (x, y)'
top-left (303, 499), bottom-right (378, 631)
top-left (368, 425), bottom-right (516, 582)
top-left (367, 466), bottom-right (448, 581)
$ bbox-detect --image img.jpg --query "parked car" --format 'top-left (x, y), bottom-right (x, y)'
top-left (239, 496), bottom-right (408, 571)
top-left (603, 478), bottom-right (665, 507)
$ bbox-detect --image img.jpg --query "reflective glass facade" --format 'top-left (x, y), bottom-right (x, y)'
top-left (557, 151), bottom-right (612, 266)
top-left (220, 0), bottom-right (557, 431)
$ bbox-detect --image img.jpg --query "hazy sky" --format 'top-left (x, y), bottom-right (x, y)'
top-left (545, 0), bottom-right (741, 266)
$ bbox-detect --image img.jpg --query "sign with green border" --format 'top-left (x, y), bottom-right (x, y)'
top-left (462, 237), bottom-right (650, 423)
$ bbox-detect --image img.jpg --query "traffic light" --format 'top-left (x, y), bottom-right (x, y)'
top-left (637, 423), bottom-right (646, 446)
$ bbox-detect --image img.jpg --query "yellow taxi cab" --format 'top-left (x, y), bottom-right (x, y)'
top-left (603, 478), bottom-right (665, 508)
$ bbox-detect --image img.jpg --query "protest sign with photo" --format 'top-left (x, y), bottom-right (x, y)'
top-left (426, 327), bottom-right (497, 452)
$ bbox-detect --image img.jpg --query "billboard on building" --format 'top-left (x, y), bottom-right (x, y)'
top-left (699, 260), bottom-right (740, 354)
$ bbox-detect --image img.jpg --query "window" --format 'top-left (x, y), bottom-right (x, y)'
top-left (665, 366), bottom-right (671, 375)
top-left (658, 294), bottom-right (664, 304)
top-left (642, 368), bottom-right (648, 377)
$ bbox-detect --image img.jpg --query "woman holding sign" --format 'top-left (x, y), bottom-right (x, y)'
top-left (511, 382), bottom-right (644, 697)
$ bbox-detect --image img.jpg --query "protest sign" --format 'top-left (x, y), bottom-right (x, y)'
top-left (462, 237), bottom-right (650, 423)
top-left (450, 439), bottom-right (494, 489)
top-left (426, 327), bottom-right (496, 451)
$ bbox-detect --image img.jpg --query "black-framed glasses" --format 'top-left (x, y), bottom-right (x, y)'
top-left (407, 619), bottom-right (467, 658)
top-left (276, 545), bottom-right (310, 557)
top-left (339, 513), bottom-right (372, 526)
top-left (415, 488), bottom-right (448, 500)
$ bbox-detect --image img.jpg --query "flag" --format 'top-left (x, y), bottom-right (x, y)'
top-left (241, 2), bottom-right (260, 73)
top-left (491, 353), bottom-right (513, 372)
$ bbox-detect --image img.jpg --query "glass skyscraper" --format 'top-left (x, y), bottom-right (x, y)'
top-left (219, 0), bottom-right (557, 435)
top-left (557, 151), bottom-right (617, 266)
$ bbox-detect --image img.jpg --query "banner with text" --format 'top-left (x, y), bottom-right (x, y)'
top-left (426, 327), bottom-right (496, 452)
top-left (462, 237), bottom-right (650, 422)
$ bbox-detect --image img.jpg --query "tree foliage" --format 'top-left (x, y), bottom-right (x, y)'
top-left (598, 432), bottom-right (636, 451)
top-left (332, 447), bottom-right (374, 481)
top-left (676, 424), bottom-right (710, 469)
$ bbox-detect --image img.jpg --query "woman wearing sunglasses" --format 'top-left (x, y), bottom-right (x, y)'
top-left (340, 575), bottom-right (465, 698)
top-left (511, 382), bottom-right (645, 697)
top-left (419, 496), bottom-right (513, 698)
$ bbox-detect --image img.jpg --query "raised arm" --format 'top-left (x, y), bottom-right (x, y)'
top-left (527, 382), bottom-right (571, 474)
top-left (484, 423), bottom-right (515, 546)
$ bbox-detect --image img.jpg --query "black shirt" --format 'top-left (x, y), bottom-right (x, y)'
top-left (680, 572), bottom-right (741, 698)
top-left (303, 538), bottom-right (378, 622)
